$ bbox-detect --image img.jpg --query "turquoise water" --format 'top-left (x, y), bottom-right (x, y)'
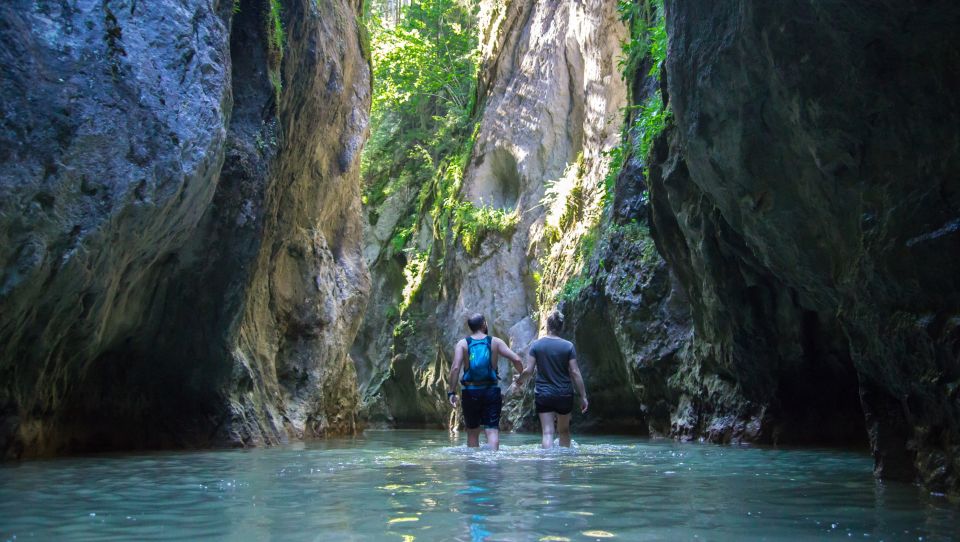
top-left (1, 430), bottom-right (957, 541)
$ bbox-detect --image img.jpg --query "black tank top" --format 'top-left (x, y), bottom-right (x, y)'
top-left (529, 337), bottom-right (577, 396)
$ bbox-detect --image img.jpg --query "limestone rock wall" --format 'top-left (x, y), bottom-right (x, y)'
top-left (0, 0), bottom-right (369, 456)
top-left (354, 0), bottom-right (629, 426)
top-left (648, 0), bottom-right (960, 491)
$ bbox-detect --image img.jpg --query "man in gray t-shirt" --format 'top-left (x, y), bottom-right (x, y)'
top-left (507, 310), bottom-right (588, 448)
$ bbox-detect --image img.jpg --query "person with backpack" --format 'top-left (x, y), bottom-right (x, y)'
top-left (507, 309), bottom-right (588, 448)
top-left (447, 313), bottom-right (523, 451)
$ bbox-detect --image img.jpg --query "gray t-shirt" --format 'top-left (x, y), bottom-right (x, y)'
top-left (529, 337), bottom-right (577, 397)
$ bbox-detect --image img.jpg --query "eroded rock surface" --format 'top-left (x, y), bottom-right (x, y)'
top-left (354, 0), bottom-right (629, 427)
top-left (648, 0), bottom-right (960, 490)
top-left (0, 0), bottom-right (369, 456)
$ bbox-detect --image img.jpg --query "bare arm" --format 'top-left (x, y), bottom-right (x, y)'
top-left (515, 352), bottom-right (536, 387)
top-left (447, 340), bottom-right (466, 406)
top-left (495, 338), bottom-right (523, 374)
top-left (569, 357), bottom-right (588, 413)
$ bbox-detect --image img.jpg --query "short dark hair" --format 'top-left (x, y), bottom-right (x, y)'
top-left (467, 313), bottom-right (486, 332)
top-left (546, 310), bottom-right (564, 333)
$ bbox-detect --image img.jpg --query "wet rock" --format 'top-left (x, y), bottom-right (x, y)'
top-left (649, 0), bottom-right (960, 491)
top-left (0, 0), bottom-right (369, 456)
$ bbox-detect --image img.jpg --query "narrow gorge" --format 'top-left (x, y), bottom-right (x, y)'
top-left (1, 0), bottom-right (958, 507)
top-left (355, 0), bottom-right (960, 495)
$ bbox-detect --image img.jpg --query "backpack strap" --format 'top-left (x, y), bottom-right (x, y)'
top-left (485, 336), bottom-right (496, 375)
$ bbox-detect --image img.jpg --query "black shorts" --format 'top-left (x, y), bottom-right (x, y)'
top-left (535, 394), bottom-right (574, 415)
top-left (461, 387), bottom-right (502, 429)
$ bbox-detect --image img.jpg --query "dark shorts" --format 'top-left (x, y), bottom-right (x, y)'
top-left (535, 394), bottom-right (574, 415)
top-left (462, 387), bottom-right (502, 429)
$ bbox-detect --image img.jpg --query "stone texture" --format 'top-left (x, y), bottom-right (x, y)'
top-left (0, 0), bottom-right (369, 456)
top-left (354, 0), bottom-right (628, 427)
top-left (647, 0), bottom-right (960, 491)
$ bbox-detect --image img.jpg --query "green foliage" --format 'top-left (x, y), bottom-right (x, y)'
top-left (632, 92), bottom-right (671, 173)
top-left (453, 202), bottom-right (519, 255)
top-left (262, 0), bottom-right (285, 104)
top-left (608, 220), bottom-right (658, 267)
top-left (557, 275), bottom-right (592, 303)
top-left (366, 0), bottom-right (478, 119)
top-left (393, 317), bottom-right (415, 338)
top-left (389, 215), bottom-right (417, 254)
top-left (543, 153), bottom-right (588, 232)
top-left (551, 225), bottom-right (601, 303)
top-left (601, 144), bottom-right (625, 209)
top-left (399, 250), bottom-right (430, 314)
top-left (616, 0), bottom-right (665, 80)
top-left (646, 5), bottom-right (668, 79)
top-left (360, 0), bottom-right (500, 315)
top-left (605, 0), bottom-right (671, 199)
top-left (361, 0), bottom-right (481, 217)
top-left (268, 0), bottom-right (285, 52)
top-left (548, 1), bottom-right (671, 308)
top-left (269, 70), bottom-right (282, 101)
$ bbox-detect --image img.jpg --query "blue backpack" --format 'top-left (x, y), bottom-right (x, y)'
top-left (461, 336), bottom-right (497, 388)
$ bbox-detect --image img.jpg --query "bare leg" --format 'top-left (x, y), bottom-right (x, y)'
top-left (467, 427), bottom-right (481, 447)
top-left (484, 428), bottom-right (500, 451)
top-left (539, 412), bottom-right (557, 448)
top-left (557, 414), bottom-right (572, 447)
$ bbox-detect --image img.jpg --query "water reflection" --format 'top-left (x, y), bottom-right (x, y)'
top-left (0, 431), bottom-right (956, 541)
top-left (457, 462), bottom-right (504, 542)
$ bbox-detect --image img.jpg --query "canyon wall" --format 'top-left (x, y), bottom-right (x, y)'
top-left (354, 0), bottom-right (630, 428)
top-left (358, 0), bottom-right (960, 495)
top-left (0, 0), bottom-right (370, 456)
top-left (647, 0), bottom-right (960, 491)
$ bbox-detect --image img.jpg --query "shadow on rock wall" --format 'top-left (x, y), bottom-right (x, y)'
top-left (0, 0), bottom-right (370, 457)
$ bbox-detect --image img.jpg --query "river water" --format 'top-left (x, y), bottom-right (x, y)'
top-left (1, 430), bottom-right (957, 541)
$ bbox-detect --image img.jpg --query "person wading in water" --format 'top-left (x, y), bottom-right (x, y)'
top-left (448, 313), bottom-right (523, 451)
top-left (508, 310), bottom-right (588, 448)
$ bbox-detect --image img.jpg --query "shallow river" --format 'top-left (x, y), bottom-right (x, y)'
top-left (1, 430), bottom-right (957, 541)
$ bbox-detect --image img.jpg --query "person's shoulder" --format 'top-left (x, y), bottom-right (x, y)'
top-left (456, 337), bottom-right (467, 347)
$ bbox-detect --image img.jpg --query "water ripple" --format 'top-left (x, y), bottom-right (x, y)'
top-left (0, 430), bottom-right (956, 541)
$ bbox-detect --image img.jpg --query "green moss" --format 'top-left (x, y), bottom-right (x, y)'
top-left (269, 70), bottom-right (282, 101)
top-left (389, 215), bottom-right (417, 255)
top-left (399, 251), bottom-right (430, 314)
top-left (608, 220), bottom-right (659, 267)
top-left (268, 0), bottom-right (285, 52)
top-left (558, 274), bottom-right (593, 302)
top-left (264, 0), bottom-right (285, 106)
top-left (601, 144), bottom-right (625, 209)
top-left (453, 202), bottom-right (518, 254)
top-left (393, 318), bottom-right (415, 338)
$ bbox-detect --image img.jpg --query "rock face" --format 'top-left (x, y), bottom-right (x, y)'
top-left (561, 157), bottom-right (694, 435)
top-left (647, 1), bottom-right (960, 491)
top-left (0, 0), bottom-right (369, 456)
top-left (353, 0), bottom-right (628, 427)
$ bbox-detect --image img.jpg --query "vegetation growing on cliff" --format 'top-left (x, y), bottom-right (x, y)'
top-left (362, 0), bottom-right (478, 209)
top-left (543, 0), bottom-right (670, 306)
top-left (362, 0), bottom-right (520, 325)
top-left (615, 0), bottom-right (670, 181)
top-left (267, 0), bottom-right (285, 102)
